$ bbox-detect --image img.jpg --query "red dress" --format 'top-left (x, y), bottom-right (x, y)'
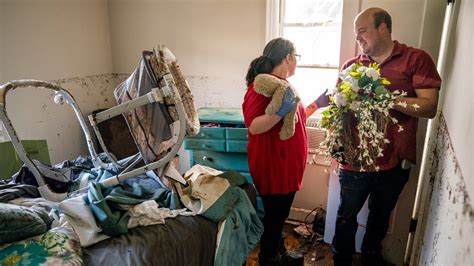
top-left (242, 80), bottom-right (308, 195)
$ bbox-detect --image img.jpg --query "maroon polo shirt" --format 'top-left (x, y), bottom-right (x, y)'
top-left (340, 41), bottom-right (442, 171)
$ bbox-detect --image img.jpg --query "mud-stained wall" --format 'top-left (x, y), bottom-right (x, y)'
top-left (418, 115), bottom-right (474, 265)
top-left (4, 74), bottom-right (124, 163)
top-left (107, 0), bottom-right (266, 109)
top-left (418, 1), bottom-right (473, 263)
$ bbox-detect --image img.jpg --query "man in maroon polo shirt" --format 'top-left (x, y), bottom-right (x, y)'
top-left (331, 7), bottom-right (442, 266)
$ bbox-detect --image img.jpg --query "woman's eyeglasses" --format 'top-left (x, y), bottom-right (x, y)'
top-left (293, 54), bottom-right (301, 62)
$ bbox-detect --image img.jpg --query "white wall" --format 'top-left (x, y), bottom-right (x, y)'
top-left (419, 0), bottom-right (474, 264)
top-left (438, 0), bottom-right (473, 192)
top-left (1, 0), bottom-right (113, 81)
top-left (107, 0), bottom-right (266, 109)
top-left (0, 0), bottom-right (117, 163)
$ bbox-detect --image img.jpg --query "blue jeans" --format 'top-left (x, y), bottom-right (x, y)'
top-left (332, 163), bottom-right (410, 265)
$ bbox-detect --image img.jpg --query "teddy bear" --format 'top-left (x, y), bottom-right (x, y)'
top-left (254, 73), bottom-right (300, 140)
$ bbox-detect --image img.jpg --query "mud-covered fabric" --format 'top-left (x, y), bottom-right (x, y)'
top-left (113, 46), bottom-right (200, 167)
top-left (177, 170), bottom-right (263, 266)
top-left (0, 203), bottom-right (50, 244)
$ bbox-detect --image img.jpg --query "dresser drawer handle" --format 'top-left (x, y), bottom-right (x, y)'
top-left (202, 156), bottom-right (214, 162)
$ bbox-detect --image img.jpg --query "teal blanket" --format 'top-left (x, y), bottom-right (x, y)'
top-left (200, 171), bottom-right (264, 266)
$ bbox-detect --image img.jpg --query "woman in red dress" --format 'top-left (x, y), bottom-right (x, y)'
top-left (243, 37), bottom-right (328, 265)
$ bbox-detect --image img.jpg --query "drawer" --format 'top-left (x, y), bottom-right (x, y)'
top-left (192, 150), bottom-right (249, 172)
top-left (226, 140), bottom-right (248, 153)
top-left (226, 128), bottom-right (248, 140)
top-left (187, 128), bottom-right (225, 140)
top-left (184, 139), bottom-right (225, 152)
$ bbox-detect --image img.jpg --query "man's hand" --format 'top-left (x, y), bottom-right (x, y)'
top-left (314, 88), bottom-right (330, 108)
top-left (276, 87), bottom-right (297, 117)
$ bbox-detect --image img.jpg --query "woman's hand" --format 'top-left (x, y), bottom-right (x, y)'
top-left (276, 87), bottom-right (297, 117)
top-left (314, 88), bottom-right (330, 108)
top-left (306, 88), bottom-right (330, 117)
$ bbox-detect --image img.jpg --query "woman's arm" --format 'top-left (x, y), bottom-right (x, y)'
top-left (248, 88), bottom-right (296, 135)
top-left (305, 102), bottom-right (319, 117)
top-left (248, 114), bottom-right (281, 135)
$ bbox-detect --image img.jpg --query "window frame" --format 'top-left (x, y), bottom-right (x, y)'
top-left (266, 0), bottom-right (342, 70)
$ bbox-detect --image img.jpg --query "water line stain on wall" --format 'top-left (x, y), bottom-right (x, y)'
top-left (420, 114), bottom-right (473, 265)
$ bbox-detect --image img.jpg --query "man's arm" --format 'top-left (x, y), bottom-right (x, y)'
top-left (394, 88), bottom-right (439, 118)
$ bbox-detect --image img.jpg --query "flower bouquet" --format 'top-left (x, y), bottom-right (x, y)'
top-left (319, 63), bottom-right (408, 171)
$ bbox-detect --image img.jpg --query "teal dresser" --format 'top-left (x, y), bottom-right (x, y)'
top-left (184, 108), bottom-right (264, 217)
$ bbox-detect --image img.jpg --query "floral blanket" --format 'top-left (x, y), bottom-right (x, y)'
top-left (0, 226), bottom-right (82, 266)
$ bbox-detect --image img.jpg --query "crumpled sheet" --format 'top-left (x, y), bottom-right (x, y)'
top-left (126, 200), bottom-right (187, 228)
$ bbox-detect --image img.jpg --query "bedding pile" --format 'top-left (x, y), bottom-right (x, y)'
top-left (0, 155), bottom-right (262, 265)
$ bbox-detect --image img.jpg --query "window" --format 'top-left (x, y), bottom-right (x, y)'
top-left (267, 0), bottom-right (343, 106)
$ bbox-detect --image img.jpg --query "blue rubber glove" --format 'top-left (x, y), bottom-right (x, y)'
top-left (276, 87), bottom-right (297, 117)
top-left (314, 88), bottom-right (330, 108)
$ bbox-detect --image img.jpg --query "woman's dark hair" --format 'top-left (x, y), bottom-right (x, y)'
top-left (245, 37), bottom-right (295, 86)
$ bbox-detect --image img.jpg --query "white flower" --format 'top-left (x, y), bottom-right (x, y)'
top-left (365, 68), bottom-right (380, 80)
top-left (334, 93), bottom-right (347, 107)
top-left (397, 101), bottom-right (408, 108)
top-left (338, 72), bottom-right (349, 80)
top-left (411, 103), bottom-right (420, 111)
top-left (328, 86), bottom-right (338, 94)
top-left (349, 101), bottom-right (361, 111)
top-left (343, 63), bottom-right (356, 74)
top-left (350, 79), bottom-right (360, 92)
top-left (358, 66), bottom-right (367, 72)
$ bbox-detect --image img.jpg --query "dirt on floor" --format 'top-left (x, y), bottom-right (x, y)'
top-left (246, 223), bottom-right (363, 266)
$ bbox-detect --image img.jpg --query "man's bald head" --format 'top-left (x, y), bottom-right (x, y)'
top-left (357, 7), bottom-right (392, 33)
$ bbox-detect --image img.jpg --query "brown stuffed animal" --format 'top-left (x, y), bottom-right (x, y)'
top-left (254, 74), bottom-right (300, 140)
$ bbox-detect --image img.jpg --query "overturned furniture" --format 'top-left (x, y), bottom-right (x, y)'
top-left (0, 45), bottom-right (199, 202)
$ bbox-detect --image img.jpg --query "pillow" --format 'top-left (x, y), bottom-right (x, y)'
top-left (0, 203), bottom-right (49, 244)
